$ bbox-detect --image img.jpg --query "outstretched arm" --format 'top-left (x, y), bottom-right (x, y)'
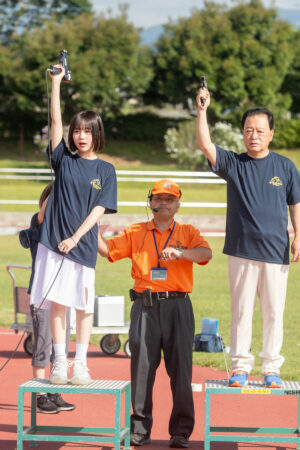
top-left (98, 231), bottom-right (110, 257)
top-left (37, 196), bottom-right (50, 224)
top-left (196, 87), bottom-right (217, 167)
top-left (290, 202), bottom-right (300, 262)
top-left (58, 206), bottom-right (106, 254)
top-left (50, 64), bottom-right (65, 151)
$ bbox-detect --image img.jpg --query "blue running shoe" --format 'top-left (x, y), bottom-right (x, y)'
top-left (264, 372), bottom-right (282, 388)
top-left (229, 370), bottom-right (248, 387)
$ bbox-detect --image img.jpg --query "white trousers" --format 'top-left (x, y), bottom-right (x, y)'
top-left (228, 256), bottom-right (289, 374)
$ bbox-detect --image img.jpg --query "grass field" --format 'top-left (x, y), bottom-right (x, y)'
top-left (1, 138), bottom-right (300, 168)
top-left (0, 138), bottom-right (229, 214)
top-left (0, 179), bottom-right (227, 216)
top-left (1, 234), bottom-right (300, 380)
top-left (1, 138), bottom-right (300, 380)
top-left (0, 138), bottom-right (172, 168)
top-left (1, 139), bottom-right (299, 216)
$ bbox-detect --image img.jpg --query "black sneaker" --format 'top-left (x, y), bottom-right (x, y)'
top-left (169, 435), bottom-right (189, 448)
top-left (47, 393), bottom-right (76, 411)
top-left (130, 433), bottom-right (151, 446)
top-left (36, 394), bottom-right (59, 414)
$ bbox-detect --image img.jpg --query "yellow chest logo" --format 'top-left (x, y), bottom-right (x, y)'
top-left (269, 176), bottom-right (283, 187)
top-left (90, 179), bottom-right (102, 190)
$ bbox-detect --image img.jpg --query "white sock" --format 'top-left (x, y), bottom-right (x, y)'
top-left (75, 343), bottom-right (88, 361)
top-left (53, 343), bottom-right (66, 361)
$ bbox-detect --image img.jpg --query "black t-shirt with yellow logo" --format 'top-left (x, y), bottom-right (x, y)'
top-left (211, 146), bottom-right (300, 264)
top-left (40, 139), bottom-right (117, 268)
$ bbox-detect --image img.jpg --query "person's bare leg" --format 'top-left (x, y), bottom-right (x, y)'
top-left (76, 309), bottom-right (93, 344)
top-left (33, 366), bottom-right (46, 379)
top-left (50, 302), bottom-right (67, 345)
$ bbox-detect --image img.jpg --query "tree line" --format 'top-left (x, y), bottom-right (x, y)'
top-left (0, 0), bottom-right (299, 142)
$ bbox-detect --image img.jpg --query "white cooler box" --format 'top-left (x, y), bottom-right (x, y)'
top-left (93, 295), bottom-right (125, 327)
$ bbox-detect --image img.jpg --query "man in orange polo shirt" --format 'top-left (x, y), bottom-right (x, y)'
top-left (98, 180), bottom-right (212, 448)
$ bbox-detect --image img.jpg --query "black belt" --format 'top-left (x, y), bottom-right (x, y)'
top-left (132, 290), bottom-right (188, 301)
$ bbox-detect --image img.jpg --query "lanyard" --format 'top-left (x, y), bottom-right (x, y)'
top-left (152, 221), bottom-right (176, 268)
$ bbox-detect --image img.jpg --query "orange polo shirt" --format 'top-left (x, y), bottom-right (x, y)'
top-left (108, 219), bottom-right (211, 293)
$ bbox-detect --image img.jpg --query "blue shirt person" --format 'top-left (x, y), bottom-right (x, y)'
top-left (196, 87), bottom-right (300, 389)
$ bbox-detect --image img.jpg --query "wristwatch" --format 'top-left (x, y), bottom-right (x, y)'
top-left (176, 248), bottom-right (183, 260)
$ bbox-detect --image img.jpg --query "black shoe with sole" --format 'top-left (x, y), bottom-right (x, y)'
top-left (47, 393), bottom-right (76, 411)
top-left (36, 394), bottom-right (59, 414)
top-left (130, 433), bottom-right (151, 446)
top-left (169, 435), bottom-right (189, 448)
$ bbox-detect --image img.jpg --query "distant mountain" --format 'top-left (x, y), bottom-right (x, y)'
top-left (140, 9), bottom-right (300, 46)
top-left (278, 8), bottom-right (300, 28)
top-left (140, 24), bottom-right (164, 46)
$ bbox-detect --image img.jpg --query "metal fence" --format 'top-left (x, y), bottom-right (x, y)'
top-left (0, 168), bottom-right (227, 208)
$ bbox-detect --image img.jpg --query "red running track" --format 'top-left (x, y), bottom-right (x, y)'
top-left (0, 327), bottom-right (298, 450)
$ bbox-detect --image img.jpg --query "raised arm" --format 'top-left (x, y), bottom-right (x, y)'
top-left (58, 206), bottom-right (106, 254)
top-left (49, 64), bottom-right (65, 151)
top-left (196, 87), bottom-right (217, 167)
top-left (289, 202), bottom-right (300, 262)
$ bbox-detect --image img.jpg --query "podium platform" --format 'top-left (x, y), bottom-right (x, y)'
top-left (205, 379), bottom-right (300, 449)
top-left (17, 378), bottom-right (131, 450)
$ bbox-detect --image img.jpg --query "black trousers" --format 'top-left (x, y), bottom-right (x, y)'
top-left (129, 295), bottom-right (195, 438)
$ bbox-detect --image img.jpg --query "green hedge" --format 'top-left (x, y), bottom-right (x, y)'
top-left (105, 113), bottom-right (186, 143)
top-left (106, 115), bottom-right (300, 149)
top-left (272, 119), bottom-right (300, 149)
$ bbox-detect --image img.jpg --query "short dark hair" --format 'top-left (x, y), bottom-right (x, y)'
top-left (39, 182), bottom-right (53, 209)
top-left (68, 110), bottom-right (105, 153)
top-left (241, 107), bottom-right (274, 131)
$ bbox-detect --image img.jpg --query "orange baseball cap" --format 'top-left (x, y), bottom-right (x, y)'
top-left (151, 179), bottom-right (182, 198)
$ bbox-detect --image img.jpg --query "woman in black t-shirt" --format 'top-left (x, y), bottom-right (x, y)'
top-left (30, 64), bottom-right (117, 386)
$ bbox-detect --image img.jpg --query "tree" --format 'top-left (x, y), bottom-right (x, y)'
top-left (149, 0), bottom-right (296, 122)
top-left (64, 8), bottom-right (154, 118)
top-left (0, 0), bottom-right (92, 45)
top-left (281, 30), bottom-right (300, 115)
top-left (0, 7), bottom-right (153, 141)
top-left (227, 0), bottom-right (294, 119)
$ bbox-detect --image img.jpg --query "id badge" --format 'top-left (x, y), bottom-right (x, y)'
top-left (150, 267), bottom-right (168, 281)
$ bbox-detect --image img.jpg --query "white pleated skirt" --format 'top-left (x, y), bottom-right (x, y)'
top-left (30, 243), bottom-right (95, 313)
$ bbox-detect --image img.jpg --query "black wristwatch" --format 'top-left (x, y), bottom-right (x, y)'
top-left (176, 248), bottom-right (183, 260)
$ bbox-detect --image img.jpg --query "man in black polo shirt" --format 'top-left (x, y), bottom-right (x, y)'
top-left (196, 87), bottom-right (300, 389)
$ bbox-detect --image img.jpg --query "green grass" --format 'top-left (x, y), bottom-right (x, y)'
top-left (1, 235), bottom-right (300, 380)
top-left (0, 138), bottom-right (173, 168)
top-left (1, 138), bottom-right (299, 216)
top-left (0, 137), bottom-right (228, 215)
top-left (1, 138), bottom-right (299, 168)
top-left (0, 179), bottom-right (227, 215)
top-left (1, 138), bottom-right (300, 378)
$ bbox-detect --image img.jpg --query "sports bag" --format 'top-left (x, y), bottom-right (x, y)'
top-left (194, 333), bottom-right (224, 353)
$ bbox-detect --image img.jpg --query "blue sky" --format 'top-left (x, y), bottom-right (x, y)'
top-left (91, 0), bottom-right (300, 28)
